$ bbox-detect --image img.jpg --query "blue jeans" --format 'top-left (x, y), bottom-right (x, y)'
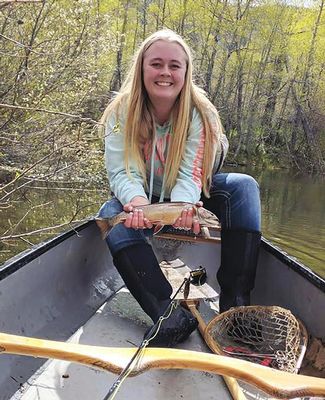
top-left (97, 173), bottom-right (261, 256)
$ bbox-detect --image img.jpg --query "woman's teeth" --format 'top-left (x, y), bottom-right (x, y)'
top-left (156, 82), bottom-right (172, 86)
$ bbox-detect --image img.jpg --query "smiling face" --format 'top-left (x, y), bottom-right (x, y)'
top-left (142, 40), bottom-right (188, 109)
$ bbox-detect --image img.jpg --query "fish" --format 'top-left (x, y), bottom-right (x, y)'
top-left (95, 202), bottom-right (220, 239)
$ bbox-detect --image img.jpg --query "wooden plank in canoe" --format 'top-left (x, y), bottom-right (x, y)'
top-left (160, 258), bottom-right (219, 303)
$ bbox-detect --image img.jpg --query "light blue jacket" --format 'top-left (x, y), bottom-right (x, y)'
top-left (104, 108), bottom-right (228, 205)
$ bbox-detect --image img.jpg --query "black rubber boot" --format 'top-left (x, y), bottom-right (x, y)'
top-left (144, 299), bottom-right (198, 348)
top-left (113, 242), bottom-right (172, 320)
top-left (112, 242), bottom-right (198, 346)
top-left (217, 230), bottom-right (261, 313)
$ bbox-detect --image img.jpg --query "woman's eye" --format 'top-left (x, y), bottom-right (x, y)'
top-left (151, 63), bottom-right (161, 68)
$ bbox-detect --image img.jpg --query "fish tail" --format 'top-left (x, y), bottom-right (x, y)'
top-left (95, 219), bottom-right (111, 240)
top-left (95, 213), bottom-right (125, 240)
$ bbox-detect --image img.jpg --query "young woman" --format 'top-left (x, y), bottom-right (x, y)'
top-left (98, 29), bottom-right (261, 347)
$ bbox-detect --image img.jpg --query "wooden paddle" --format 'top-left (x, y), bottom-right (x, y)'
top-left (1, 332), bottom-right (325, 399)
top-left (186, 300), bottom-right (247, 400)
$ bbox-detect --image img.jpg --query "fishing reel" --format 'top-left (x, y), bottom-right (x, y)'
top-left (182, 266), bottom-right (207, 300)
top-left (189, 266), bottom-right (207, 286)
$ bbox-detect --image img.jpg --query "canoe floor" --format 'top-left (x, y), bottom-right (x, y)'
top-left (8, 260), bottom-right (297, 400)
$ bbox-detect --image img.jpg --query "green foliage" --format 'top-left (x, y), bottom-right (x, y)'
top-left (0, 0), bottom-right (324, 184)
top-left (0, 0), bottom-right (116, 182)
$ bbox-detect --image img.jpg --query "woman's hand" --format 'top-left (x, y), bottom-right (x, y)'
top-left (172, 201), bottom-right (202, 235)
top-left (123, 196), bottom-right (153, 230)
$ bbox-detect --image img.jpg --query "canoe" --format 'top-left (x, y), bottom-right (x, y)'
top-left (0, 220), bottom-right (324, 400)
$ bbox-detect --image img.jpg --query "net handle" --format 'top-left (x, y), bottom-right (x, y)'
top-left (186, 300), bottom-right (248, 400)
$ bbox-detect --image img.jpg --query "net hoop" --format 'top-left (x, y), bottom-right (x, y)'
top-left (204, 305), bottom-right (308, 374)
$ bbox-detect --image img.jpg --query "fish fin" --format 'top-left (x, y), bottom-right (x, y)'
top-left (200, 226), bottom-right (211, 238)
top-left (153, 224), bottom-right (164, 235)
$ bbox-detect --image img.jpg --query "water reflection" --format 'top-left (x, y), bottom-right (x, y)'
top-left (0, 184), bottom-right (108, 265)
top-left (231, 166), bottom-right (325, 278)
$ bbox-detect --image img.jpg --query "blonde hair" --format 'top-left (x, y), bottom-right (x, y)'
top-left (100, 29), bottom-right (223, 197)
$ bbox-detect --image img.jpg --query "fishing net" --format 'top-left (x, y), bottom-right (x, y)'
top-left (204, 305), bottom-right (308, 374)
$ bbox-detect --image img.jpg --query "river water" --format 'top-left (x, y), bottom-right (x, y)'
top-left (250, 166), bottom-right (325, 278)
top-left (0, 167), bottom-right (324, 278)
top-left (229, 168), bottom-right (325, 277)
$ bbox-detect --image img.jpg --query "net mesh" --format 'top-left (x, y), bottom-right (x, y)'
top-left (205, 305), bottom-right (308, 374)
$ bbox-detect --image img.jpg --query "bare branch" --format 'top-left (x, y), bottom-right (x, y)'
top-left (0, 0), bottom-right (43, 2)
top-left (0, 178), bottom-right (33, 202)
top-left (2, 201), bottom-right (52, 237)
top-left (23, 186), bottom-right (105, 192)
top-left (0, 136), bottom-right (19, 143)
top-left (0, 140), bottom-right (78, 197)
top-left (0, 219), bottom-right (89, 241)
top-left (0, 103), bottom-right (102, 126)
top-left (0, 0), bottom-right (42, 11)
top-left (0, 33), bottom-right (44, 55)
top-left (19, 237), bottom-right (34, 246)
